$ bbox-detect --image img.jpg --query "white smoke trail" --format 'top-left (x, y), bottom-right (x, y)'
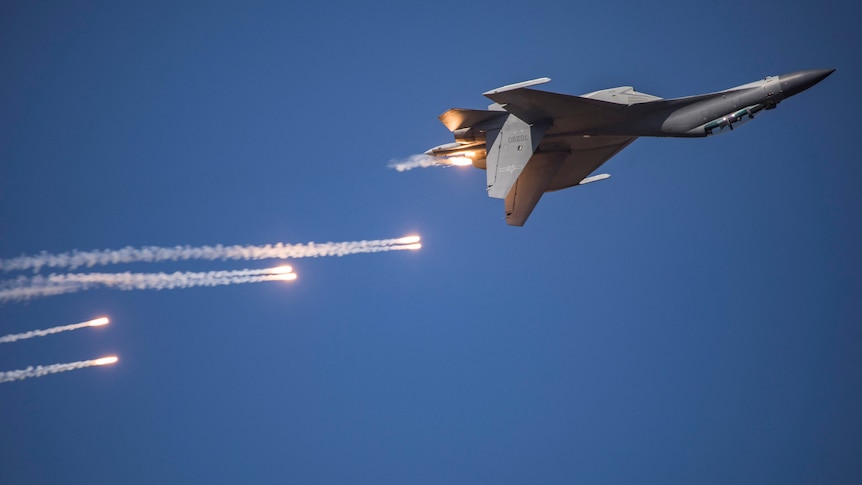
top-left (0, 317), bottom-right (109, 344)
top-left (0, 267), bottom-right (297, 303)
top-left (0, 356), bottom-right (118, 384)
top-left (0, 236), bottom-right (421, 273)
top-left (388, 154), bottom-right (445, 172)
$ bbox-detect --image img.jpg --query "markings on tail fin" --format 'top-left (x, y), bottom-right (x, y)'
top-left (485, 115), bottom-right (549, 199)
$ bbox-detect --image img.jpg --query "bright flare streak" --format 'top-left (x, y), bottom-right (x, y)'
top-left (395, 235), bottom-right (421, 245)
top-left (267, 265), bottom-right (294, 274)
top-left (93, 356), bottom-right (118, 366)
top-left (1, 317), bottom-right (111, 344)
top-left (0, 267), bottom-right (301, 303)
top-left (1, 236), bottom-right (427, 273)
top-left (271, 273), bottom-right (297, 281)
top-left (0, 356), bottom-right (119, 384)
top-left (88, 317), bottom-right (110, 327)
top-left (385, 243), bottom-right (422, 251)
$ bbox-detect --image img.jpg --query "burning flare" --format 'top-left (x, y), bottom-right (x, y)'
top-left (395, 235), bottom-right (421, 245)
top-left (1, 317), bottom-right (111, 344)
top-left (0, 235), bottom-right (426, 273)
top-left (0, 355), bottom-right (120, 383)
top-left (0, 267), bottom-right (302, 303)
top-left (88, 317), bottom-right (110, 327)
top-left (93, 355), bottom-right (119, 366)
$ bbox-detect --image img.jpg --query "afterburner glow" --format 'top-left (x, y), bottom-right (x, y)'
top-left (447, 157), bottom-right (473, 166)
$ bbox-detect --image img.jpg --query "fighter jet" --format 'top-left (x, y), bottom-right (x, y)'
top-left (426, 69), bottom-right (835, 226)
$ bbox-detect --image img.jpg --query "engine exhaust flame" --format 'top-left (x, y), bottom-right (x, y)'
top-left (388, 154), bottom-right (444, 172)
top-left (388, 153), bottom-right (476, 171)
top-left (446, 156), bottom-right (473, 166)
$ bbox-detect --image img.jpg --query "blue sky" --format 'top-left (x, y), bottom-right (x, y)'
top-left (1, 1), bottom-right (859, 483)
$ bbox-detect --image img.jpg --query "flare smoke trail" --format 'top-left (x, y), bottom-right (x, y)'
top-left (0, 356), bottom-right (118, 384)
top-left (388, 154), bottom-right (445, 172)
top-left (0, 267), bottom-right (297, 303)
top-left (0, 236), bottom-right (421, 273)
top-left (0, 317), bottom-right (109, 344)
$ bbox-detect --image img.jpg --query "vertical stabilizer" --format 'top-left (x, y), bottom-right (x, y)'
top-left (485, 115), bottom-right (549, 199)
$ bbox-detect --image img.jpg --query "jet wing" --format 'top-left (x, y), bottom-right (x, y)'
top-left (547, 136), bottom-right (637, 192)
top-left (504, 136), bottom-right (636, 226)
top-left (504, 152), bottom-right (566, 226)
top-left (481, 80), bottom-right (639, 225)
top-left (485, 88), bottom-right (626, 125)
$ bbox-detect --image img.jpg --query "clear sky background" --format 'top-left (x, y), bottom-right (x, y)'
top-left (1, 1), bottom-right (859, 483)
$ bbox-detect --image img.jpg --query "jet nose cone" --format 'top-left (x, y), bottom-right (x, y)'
top-left (810, 68), bottom-right (836, 84)
top-left (779, 68), bottom-right (836, 97)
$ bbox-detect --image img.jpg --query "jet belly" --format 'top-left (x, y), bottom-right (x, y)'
top-left (661, 88), bottom-right (771, 136)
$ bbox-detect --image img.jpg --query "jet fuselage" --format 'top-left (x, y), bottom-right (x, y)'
top-left (534, 69), bottom-right (835, 139)
top-left (426, 68), bottom-right (835, 225)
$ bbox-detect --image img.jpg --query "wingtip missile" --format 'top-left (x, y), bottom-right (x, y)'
top-left (579, 174), bottom-right (611, 185)
top-left (483, 77), bottom-right (551, 96)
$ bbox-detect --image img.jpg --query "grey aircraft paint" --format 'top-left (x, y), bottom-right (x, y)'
top-left (426, 69), bottom-right (835, 226)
